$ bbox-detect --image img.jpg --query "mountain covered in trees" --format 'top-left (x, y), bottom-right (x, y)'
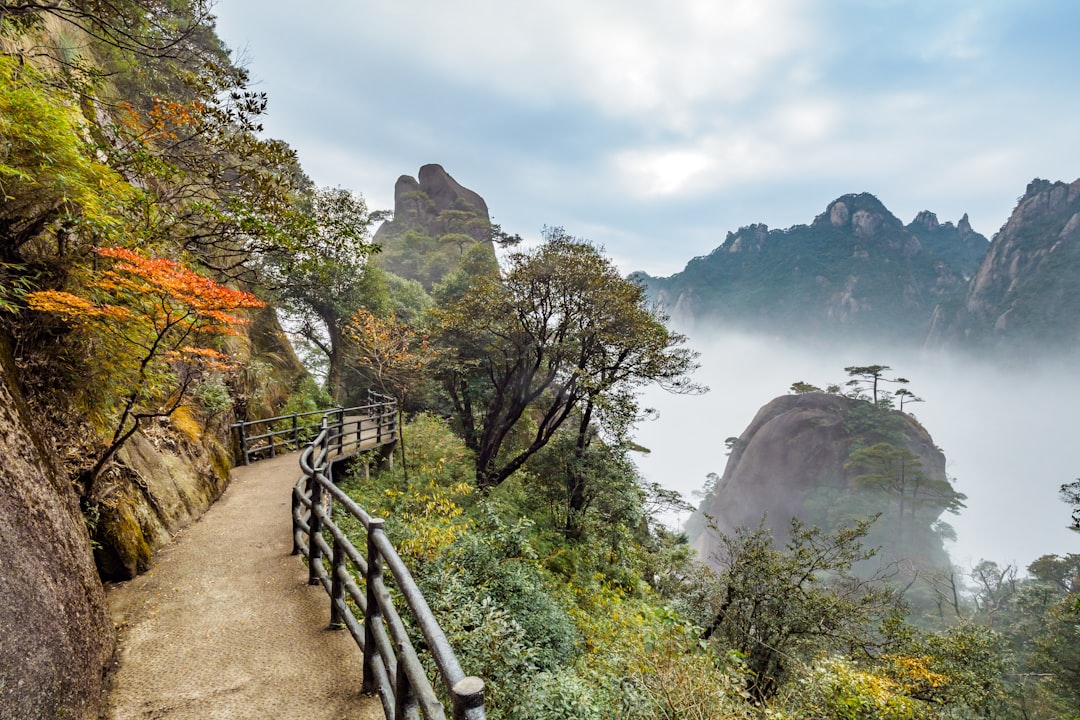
top-left (926, 178), bottom-right (1080, 353)
top-left (634, 193), bottom-right (989, 343)
top-left (638, 178), bottom-right (1080, 358)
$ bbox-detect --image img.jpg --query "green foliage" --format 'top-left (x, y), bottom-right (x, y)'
top-left (0, 54), bottom-right (131, 258)
top-left (433, 229), bottom-right (700, 489)
top-left (790, 380), bottom-right (821, 394)
top-left (703, 518), bottom-right (903, 702)
top-left (783, 657), bottom-right (924, 720)
top-left (508, 669), bottom-right (605, 720)
top-left (263, 186), bottom-right (380, 401)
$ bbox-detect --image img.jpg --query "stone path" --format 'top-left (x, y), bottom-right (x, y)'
top-left (104, 452), bottom-right (383, 720)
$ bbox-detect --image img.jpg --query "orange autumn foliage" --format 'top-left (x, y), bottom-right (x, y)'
top-left (27, 247), bottom-right (265, 488)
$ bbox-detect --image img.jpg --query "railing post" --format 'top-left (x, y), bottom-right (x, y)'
top-left (238, 424), bottom-right (250, 466)
top-left (308, 474), bottom-right (323, 586)
top-left (292, 414), bottom-right (299, 450)
top-left (290, 486), bottom-right (301, 555)
top-left (395, 661), bottom-right (419, 720)
top-left (329, 536), bottom-right (345, 629)
top-left (451, 677), bottom-right (486, 720)
top-left (336, 408), bottom-right (345, 455)
top-left (363, 518), bottom-right (385, 695)
top-left (269, 421), bottom-right (277, 458)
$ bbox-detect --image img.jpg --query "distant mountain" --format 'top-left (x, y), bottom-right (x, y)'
top-left (372, 164), bottom-right (495, 289)
top-left (635, 193), bottom-right (989, 343)
top-left (926, 178), bottom-right (1080, 354)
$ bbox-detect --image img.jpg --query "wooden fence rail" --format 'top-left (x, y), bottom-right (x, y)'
top-left (289, 396), bottom-right (487, 720)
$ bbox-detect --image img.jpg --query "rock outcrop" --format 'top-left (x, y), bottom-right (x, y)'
top-left (687, 392), bottom-right (951, 570)
top-left (0, 335), bottom-right (113, 719)
top-left (373, 164), bottom-right (495, 288)
top-left (926, 178), bottom-right (1080, 354)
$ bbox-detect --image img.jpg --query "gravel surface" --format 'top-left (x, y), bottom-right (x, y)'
top-left (104, 452), bottom-right (384, 719)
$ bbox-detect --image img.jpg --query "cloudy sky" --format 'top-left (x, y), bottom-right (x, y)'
top-left (214, 0), bottom-right (1079, 277)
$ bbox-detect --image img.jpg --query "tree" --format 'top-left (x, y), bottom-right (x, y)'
top-left (26, 246), bottom-right (263, 497)
top-left (0, 54), bottom-right (132, 261)
top-left (790, 380), bottom-right (821, 394)
top-left (845, 442), bottom-right (965, 551)
top-left (702, 518), bottom-right (902, 702)
top-left (844, 365), bottom-right (909, 405)
top-left (893, 387), bottom-right (923, 413)
top-left (433, 229), bottom-right (700, 490)
top-left (266, 186), bottom-right (380, 402)
top-left (344, 308), bottom-right (432, 402)
top-left (1062, 479), bottom-right (1080, 533)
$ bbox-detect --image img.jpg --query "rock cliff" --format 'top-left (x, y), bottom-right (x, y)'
top-left (687, 392), bottom-right (952, 570)
top-left (372, 164), bottom-right (495, 288)
top-left (0, 335), bottom-right (113, 720)
top-left (926, 178), bottom-right (1080, 354)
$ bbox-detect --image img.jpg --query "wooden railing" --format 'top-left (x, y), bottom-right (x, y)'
top-left (290, 398), bottom-right (487, 720)
top-left (230, 391), bottom-right (398, 465)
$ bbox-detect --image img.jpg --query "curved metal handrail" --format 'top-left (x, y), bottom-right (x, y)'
top-left (292, 397), bottom-right (486, 720)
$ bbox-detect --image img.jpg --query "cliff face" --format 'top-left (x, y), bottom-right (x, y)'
top-left (0, 336), bottom-right (113, 720)
top-left (926, 178), bottom-right (1080, 354)
top-left (637, 193), bottom-right (985, 343)
top-left (687, 392), bottom-right (950, 569)
top-left (372, 164), bottom-right (495, 288)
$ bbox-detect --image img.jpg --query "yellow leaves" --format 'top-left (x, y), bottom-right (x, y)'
top-left (885, 654), bottom-right (949, 692)
top-left (809, 658), bottom-right (922, 720)
top-left (394, 476), bottom-right (474, 563)
top-left (346, 308), bottom-right (433, 394)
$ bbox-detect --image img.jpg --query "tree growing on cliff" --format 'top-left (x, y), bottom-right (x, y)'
top-left (433, 229), bottom-right (700, 490)
top-left (844, 365), bottom-right (910, 405)
top-left (27, 247), bottom-right (263, 497)
top-left (844, 442), bottom-right (965, 551)
top-left (1063, 480), bottom-right (1080, 533)
top-left (265, 186), bottom-right (380, 403)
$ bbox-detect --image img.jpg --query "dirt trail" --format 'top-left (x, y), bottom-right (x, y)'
top-left (104, 452), bottom-right (383, 719)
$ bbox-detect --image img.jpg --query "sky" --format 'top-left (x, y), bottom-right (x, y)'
top-left (212, 2), bottom-right (1080, 567)
top-left (212, 0), bottom-right (1080, 277)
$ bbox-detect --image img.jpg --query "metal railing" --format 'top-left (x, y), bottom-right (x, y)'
top-left (230, 391), bottom-right (399, 465)
top-left (291, 399), bottom-right (486, 720)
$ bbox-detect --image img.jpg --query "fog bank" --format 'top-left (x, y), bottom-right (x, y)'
top-left (633, 330), bottom-right (1080, 570)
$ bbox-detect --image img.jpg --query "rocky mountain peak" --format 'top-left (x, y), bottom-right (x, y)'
top-left (387, 163), bottom-right (489, 236)
top-left (815, 193), bottom-right (903, 240)
top-left (957, 212), bottom-right (973, 236)
top-left (686, 391), bottom-right (952, 570)
top-left (913, 210), bottom-right (940, 230)
top-left (373, 164), bottom-right (496, 289)
top-left (723, 223), bottom-right (769, 253)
